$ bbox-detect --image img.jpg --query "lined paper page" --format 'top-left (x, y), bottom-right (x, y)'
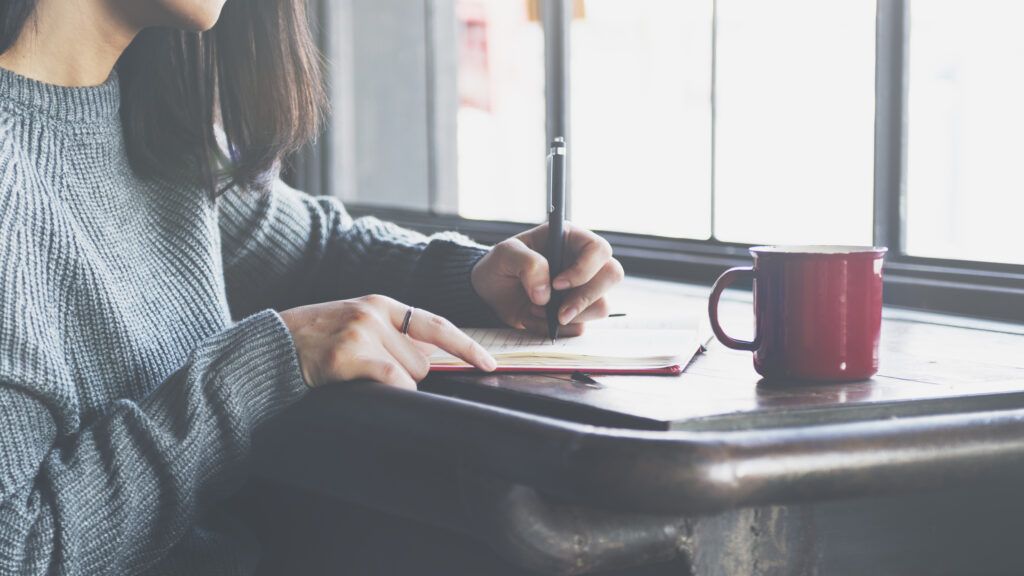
top-left (430, 328), bottom-right (698, 369)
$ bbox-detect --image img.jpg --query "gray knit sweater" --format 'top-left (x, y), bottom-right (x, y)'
top-left (0, 67), bottom-right (495, 575)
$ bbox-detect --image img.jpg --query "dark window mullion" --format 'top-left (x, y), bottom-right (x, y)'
top-left (873, 0), bottom-right (910, 253)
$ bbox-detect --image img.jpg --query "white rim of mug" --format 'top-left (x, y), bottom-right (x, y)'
top-left (749, 245), bottom-right (889, 256)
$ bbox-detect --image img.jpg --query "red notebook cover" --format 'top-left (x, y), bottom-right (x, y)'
top-left (429, 364), bottom-right (683, 375)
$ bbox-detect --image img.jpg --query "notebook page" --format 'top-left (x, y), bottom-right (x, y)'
top-left (598, 309), bottom-right (713, 350)
top-left (430, 328), bottom-right (697, 366)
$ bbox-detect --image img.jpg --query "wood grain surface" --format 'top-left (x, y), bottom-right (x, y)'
top-left (423, 278), bottom-right (1024, 430)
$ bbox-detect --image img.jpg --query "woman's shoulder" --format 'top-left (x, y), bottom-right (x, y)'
top-left (0, 110), bottom-right (24, 223)
top-left (0, 107), bottom-right (34, 198)
top-left (0, 107), bottom-right (17, 163)
top-left (0, 112), bottom-right (77, 420)
top-left (0, 110), bottom-right (61, 287)
top-left (0, 108), bottom-right (53, 230)
top-left (0, 105), bottom-right (24, 156)
top-left (0, 103), bottom-right (56, 177)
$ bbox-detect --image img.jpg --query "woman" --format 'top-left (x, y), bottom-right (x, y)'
top-left (0, 0), bottom-right (623, 573)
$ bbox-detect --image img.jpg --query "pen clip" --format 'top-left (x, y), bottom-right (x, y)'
top-left (547, 138), bottom-right (565, 214)
top-left (546, 149), bottom-right (554, 213)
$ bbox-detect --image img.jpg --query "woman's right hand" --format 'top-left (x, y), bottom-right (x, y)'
top-left (280, 295), bottom-right (497, 390)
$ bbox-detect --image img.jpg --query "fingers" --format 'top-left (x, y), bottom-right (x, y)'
top-left (378, 322), bottom-right (432, 382)
top-left (410, 339), bottom-right (438, 357)
top-left (407, 311), bottom-right (497, 372)
top-left (287, 294), bottom-right (494, 389)
top-left (324, 315), bottom-right (420, 389)
top-left (349, 296), bottom-right (432, 381)
top-left (558, 260), bottom-right (624, 324)
top-left (527, 297), bottom-right (610, 324)
top-left (552, 225), bottom-right (614, 291)
top-left (493, 238), bottom-right (552, 306)
top-left (349, 352), bottom-right (418, 391)
top-left (365, 295), bottom-right (497, 372)
top-left (574, 298), bottom-right (611, 323)
top-left (520, 316), bottom-right (586, 338)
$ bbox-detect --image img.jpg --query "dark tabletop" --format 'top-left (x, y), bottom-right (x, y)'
top-left (256, 279), bottom-right (1024, 575)
top-left (422, 278), bottom-right (1024, 430)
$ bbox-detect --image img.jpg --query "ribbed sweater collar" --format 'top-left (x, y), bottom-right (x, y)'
top-left (0, 65), bottom-right (120, 126)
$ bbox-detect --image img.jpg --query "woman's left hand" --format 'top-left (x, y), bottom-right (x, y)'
top-left (471, 223), bottom-right (624, 336)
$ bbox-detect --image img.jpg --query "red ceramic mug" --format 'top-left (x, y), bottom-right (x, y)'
top-left (708, 246), bottom-right (887, 382)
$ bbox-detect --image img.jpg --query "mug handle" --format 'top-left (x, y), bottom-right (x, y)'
top-left (708, 267), bottom-right (760, 351)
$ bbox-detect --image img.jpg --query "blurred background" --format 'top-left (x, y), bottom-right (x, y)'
top-left (294, 0), bottom-right (1024, 319)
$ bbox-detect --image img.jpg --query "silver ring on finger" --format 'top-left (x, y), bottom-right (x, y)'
top-left (401, 307), bottom-right (415, 335)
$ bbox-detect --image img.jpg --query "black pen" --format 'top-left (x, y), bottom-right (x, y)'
top-left (545, 137), bottom-right (567, 342)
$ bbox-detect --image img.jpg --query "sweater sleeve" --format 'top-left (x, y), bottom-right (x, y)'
top-left (0, 311), bottom-right (308, 575)
top-left (218, 180), bottom-right (500, 327)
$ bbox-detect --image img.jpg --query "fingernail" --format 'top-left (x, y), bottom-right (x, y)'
top-left (553, 278), bottom-right (571, 290)
top-left (560, 307), bottom-right (578, 325)
top-left (532, 285), bottom-right (549, 302)
top-left (476, 344), bottom-right (498, 370)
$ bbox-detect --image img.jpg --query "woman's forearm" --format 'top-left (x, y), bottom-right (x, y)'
top-left (220, 180), bottom-right (498, 326)
top-left (0, 312), bottom-right (306, 575)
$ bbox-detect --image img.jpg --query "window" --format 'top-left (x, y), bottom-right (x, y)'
top-left (905, 0), bottom-right (1024, 265)
top-left (714, 0), bottom-right (875, 245)
top-left (455, 0), bottom-right (546, 223)
top-left (570, 0), bottom-right (712, 239)
top-left (325, 0), bottom-right (1024, 321)
top-left (454, 0), bottom-right (875, 245)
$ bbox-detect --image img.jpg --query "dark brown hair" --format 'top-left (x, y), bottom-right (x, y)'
top-left (1, 0), bottom-right (326, 194)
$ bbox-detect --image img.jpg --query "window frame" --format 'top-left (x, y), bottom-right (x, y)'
top-left (315, 0), bottom-right (1024, 323)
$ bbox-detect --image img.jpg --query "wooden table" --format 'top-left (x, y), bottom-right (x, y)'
top-left (428, 281), bottom-right (1024, 431)
top-left (254, 279), bottom-right (1024, 575)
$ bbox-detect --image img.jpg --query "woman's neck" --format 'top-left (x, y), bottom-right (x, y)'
top-left (0, 0), bottom-right (142, 87)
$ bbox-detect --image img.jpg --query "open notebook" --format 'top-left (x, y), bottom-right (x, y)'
top-left (430, 325), bottom-right (703, 375)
